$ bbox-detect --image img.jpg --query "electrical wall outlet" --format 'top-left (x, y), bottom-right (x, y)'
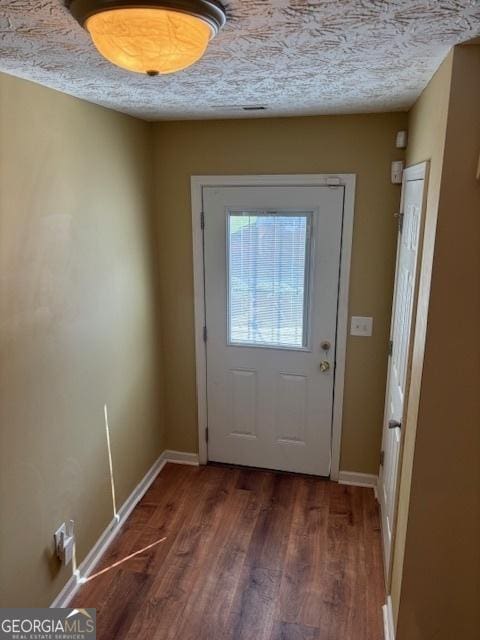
top-left (350, 316), bottom-right (374, 337)
top-left (54, 520), bottom-right (75, 565)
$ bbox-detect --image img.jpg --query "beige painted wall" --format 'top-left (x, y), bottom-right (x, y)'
top-left (391, 45), bottom-right (480, 638)
top-left (154, 113), bottom-right (407, 473)
top-left (0, 73), bottom-right (165, 607)
top-left (390, 52), bottom-right (453, 623)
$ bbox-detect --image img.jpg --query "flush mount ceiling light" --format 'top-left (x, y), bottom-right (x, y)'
top-left (69, 0), bottom-right (226, 75)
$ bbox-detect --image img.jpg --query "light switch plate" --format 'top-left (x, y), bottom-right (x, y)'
top-left (350, 316), bottom-right (373, 337)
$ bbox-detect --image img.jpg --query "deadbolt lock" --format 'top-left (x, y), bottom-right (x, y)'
top-left (320, 340), bottom-right (331, 351)
top-left (319, 360), bottom-right (330, 373)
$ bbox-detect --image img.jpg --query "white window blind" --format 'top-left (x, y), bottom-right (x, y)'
top-left (228, 212), bottom-right (311, 348)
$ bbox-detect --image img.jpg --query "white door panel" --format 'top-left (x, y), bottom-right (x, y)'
top-left (203, 186), bottom-right (344, 475)
top-left (379, 165), bottom-right (427, 577)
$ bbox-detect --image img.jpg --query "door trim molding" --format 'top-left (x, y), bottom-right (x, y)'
top-left (191, 174), bottom-right (356, 480)
top-left (382, 596), bottom-right (396, 640)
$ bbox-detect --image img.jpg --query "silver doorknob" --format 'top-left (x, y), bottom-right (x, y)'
top-left (319, 360), bottom-right (330, 372)
top-left (388, 419), bottom-right (401, 429)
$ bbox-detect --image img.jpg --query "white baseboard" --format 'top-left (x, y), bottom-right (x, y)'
top-left (382, 596), bottom-right (395, 640)
top-left (50, 569), bottom-right (82, 609)
top-left (50, 449), bottom-right (198, 608)
top-left (163, 449), bottom-right (199, 466)
top-left (338, 470), bottom-right (378, 498)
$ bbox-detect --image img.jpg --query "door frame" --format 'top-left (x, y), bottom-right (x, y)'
top-left (191, 174), bottom-right (356, 480)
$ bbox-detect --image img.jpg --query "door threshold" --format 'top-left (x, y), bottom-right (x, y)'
top-left (207, 460), bottom-right (330, 481)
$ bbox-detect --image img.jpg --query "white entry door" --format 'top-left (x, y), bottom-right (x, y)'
top-left (379, 162), bottom-right (428, 575)
top-left (203, 185), bottom-right (344, 475)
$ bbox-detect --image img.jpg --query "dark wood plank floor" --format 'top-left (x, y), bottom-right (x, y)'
top-left (72, 463), bottom-right (385, 640)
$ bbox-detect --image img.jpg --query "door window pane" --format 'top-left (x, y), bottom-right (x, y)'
top-left (228, 211), bottom-right (311, 348)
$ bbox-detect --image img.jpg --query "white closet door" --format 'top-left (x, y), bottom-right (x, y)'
top-left (379, 163), bottom-right (427, 575)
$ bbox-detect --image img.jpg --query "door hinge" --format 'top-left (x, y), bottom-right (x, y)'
top-left (203, 325), bottom-right (207, 342)
top-left (380, 450), bottom-right (385, 466)
top-left (397, 212), bottom-right (404, 233)
top-left (388, 339), bottom-right (393, 356)
top-left (326, 177), bottom-right (341, 187)
top-left (205, 427), bottom-right (209, 443)
top-left (200, 211), bottom-right (205, 230)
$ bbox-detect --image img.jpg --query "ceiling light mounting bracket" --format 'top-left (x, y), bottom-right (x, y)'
top-left (69, 0), bottom-right (227, 35)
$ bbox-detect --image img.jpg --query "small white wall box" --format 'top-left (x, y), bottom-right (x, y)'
top-left (391, 161), bottom-right (404, 184)
top-left (396, 130), bottom-right (408, 149)
top-left (350, 316), bottom-right (374, 337)
top-left (54, 520), bottom-right (75, 565)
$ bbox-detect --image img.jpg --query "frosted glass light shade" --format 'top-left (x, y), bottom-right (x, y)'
top-left (86, 8), bottom-right (213, 74)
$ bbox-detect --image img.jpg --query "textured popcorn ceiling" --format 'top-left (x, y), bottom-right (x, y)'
top-left (0, 1), bottom-right (479, 120)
